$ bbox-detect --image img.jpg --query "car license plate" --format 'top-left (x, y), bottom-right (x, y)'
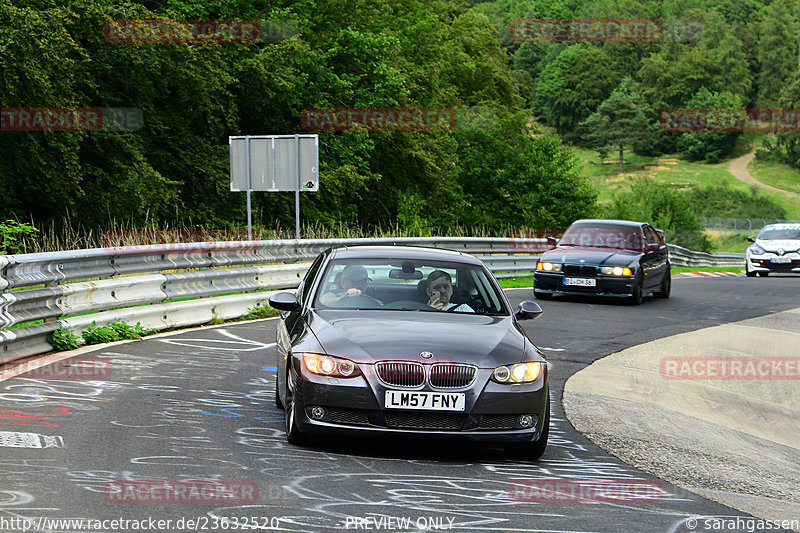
top-left (770, 257), bottom-right (792, 263)
top-left (385, 390), bottom-right (465, 411)
top-left (564, 277), bottom-right (596, 287)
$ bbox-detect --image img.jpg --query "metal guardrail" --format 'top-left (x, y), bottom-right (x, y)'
top-left (0, 237), bottom-right (743, 362)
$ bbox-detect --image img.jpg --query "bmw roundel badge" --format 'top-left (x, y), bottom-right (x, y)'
top-left (420, 351), bottom-right (433, 359)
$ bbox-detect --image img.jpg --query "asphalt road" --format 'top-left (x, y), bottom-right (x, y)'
top-left (1, 275), bottom-right (798, 533)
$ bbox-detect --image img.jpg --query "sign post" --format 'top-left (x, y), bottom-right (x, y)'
top-left (229, 134), bottom-right (319, 240)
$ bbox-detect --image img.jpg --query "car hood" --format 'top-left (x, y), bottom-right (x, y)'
top-left (755, 239), bottom-right (800, 252)
top-left (540, 247), bottom-right (641, 266)
top-left (307, 310), bottom-right (531, 367)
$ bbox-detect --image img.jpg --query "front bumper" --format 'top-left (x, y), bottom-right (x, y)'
top-left (747, 255), bottom-right (800, 273)
top-left (292, 365), bottom-right (548, 444)
top-left (533, 272), bottom-right (635, 297)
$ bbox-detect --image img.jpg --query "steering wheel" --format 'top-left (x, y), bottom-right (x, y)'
top-left (384, 299), bottom-right (432, 311)
top-left (331, 293), bottom-right (383, 308)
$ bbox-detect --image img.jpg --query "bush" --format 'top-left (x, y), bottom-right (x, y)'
top-left (0, 220), bottom-right (39, 255)
top-left (604, 179), bottom-right (712, 251)
top-left (243, 305), bottom-right (280, 321)
top-left (106, 319), bottom-right (154, 339)
top-left (687, 184), bottom-right (786, 219)
top-left (82, 322), bottom-right (121, 345)
top-left (50, 327), bottom-right (81, 351)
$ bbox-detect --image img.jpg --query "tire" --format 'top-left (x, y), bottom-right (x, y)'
top-left (284, 374), bottom-right (307, 446)
top-left (629, 273), bottom-right (644, 305)
top-left (745, 269), bottom-right (756, 278)
top-left (534, 290), bottom-right (552, 300)
top-left (758, 272), bottom-right (769, 277)
top-left (654, 269), bottom-right (671, 299)
top-left (505, 400), bottom-right (550, 461)
top-left (275, 370), bottom-right (284, 409)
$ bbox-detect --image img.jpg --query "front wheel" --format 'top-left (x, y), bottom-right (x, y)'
top-left (758, 272), bottom-right (769, 277)
top-left (745, 268), bottom-right (756, 277)
top-left (284, 374), bottom-right (307, 445)
top-left (629, 273), bottom-right (644, 305)
top-left (505, 400), bottom-right (550, 461)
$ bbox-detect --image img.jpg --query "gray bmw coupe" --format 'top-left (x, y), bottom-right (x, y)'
top-left (268, 245), bottom-right (550, 459)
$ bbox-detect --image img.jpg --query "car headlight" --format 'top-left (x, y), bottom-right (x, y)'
top-left (492, 362), bottom-right (542, 383)
top-left (302, 353), bottom-right (361, 378)
top-left (536, 262), bottom-right (562, 272)
top-left (749, 244), bottom-right (766, 255)
top-left (600, 266), bottom-right (633, 276)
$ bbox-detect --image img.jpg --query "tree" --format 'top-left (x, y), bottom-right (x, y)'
top-left (579, 77), bottom-right (654, 174)
top-left (756, 0), bottom-right (798, 106)
top-left (533, 44), bottom-right (619, 133)
top-left (675, 87), bottom-right (743, 162)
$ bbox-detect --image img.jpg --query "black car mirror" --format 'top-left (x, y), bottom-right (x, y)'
top-left (546, 237), bottom-right (558, 247)
top-left (269, 292), bottom-right (301, 312)
top-left (389, 269), bottom-right (422, 279)
top-left (515, 301), bottom-right (543, 321)
top-left (747, 236), bottom-right (756, 243)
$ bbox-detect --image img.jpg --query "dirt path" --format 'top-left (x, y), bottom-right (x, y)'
top-left (728, 151), bottom-right (799, 196)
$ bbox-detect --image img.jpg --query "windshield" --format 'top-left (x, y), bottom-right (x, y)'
top-left (313, 258), bottom-right (507, 315)
top-left (559, 224), bottom-right (644, 251)
top-left (758, 229), bottom-right (800, 240)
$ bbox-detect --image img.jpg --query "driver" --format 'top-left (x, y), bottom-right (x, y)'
top-left (320, 265), bottom-right (382, 306)
top-left (426, 270), bottom-right (473, 313)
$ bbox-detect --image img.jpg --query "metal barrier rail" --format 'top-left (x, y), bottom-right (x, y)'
top-left (0, 237), bottom-right (742, 362)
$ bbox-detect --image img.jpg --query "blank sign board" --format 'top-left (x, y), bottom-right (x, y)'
top-left (230, 135), bottom-right (319, 192)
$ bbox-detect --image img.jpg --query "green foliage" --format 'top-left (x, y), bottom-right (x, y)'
top-left (107, 319), bottom-right (152, 340)
top-left (687, 185), bottom-right (787, 219)
top-left (579, 78), bottom-right (656, 173)
top-left (675, 88), bottom-right (742, 162)
top-left (756, 1), bottom-right (798, 107)
top-left (81, 320), bottom-right (153, 345)
top-left (604, 179), bottom-right (711, 251)
top-left (773, 72), bottom-right (800, 170)
top-left (50, 327), bottom-right (81, 351)
top-left (82, 321), bottom-right (120, 345)
top-left (452, 112), bottom-right (597, 230)
top-left (0, 220), bottom-right (39, 255)
top-left (533, 45), bottom-right (619, 133)
top-left (243, 305), bottom-right (280, 320)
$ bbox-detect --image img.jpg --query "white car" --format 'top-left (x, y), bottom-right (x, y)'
top-left (746, 223), bottom-right (800, 277)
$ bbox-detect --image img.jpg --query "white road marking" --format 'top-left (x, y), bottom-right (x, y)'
top-left (0, 431), bottom-right (65, 448)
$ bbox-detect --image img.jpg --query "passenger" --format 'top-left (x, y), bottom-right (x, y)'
top-left (426, 270), bottom-right (473, 313)
top-left (320, 265), bottom-right (381, 306)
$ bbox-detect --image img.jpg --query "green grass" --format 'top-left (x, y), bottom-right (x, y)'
top-left (671, 266), bottom-right (743, 275)
top-left (498, 275), bottom-right (536, 288)
top-left (704, 230), bottom-right (753, 253)
top-left (749, 159), bottom-right (800, 195)
top-left (574, 145), bottom-right (800, 220)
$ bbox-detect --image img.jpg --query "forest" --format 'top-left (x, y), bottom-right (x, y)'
top-left (1, 0), bottom-right (799, 249)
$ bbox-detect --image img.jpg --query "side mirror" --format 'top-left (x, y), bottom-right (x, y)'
top-left (546, 237), bottom-right (558, 247)
top-left (515, 301), bottom-right (543, 321)
top-left (747, 236), bottom-right (756, 243)
top-left (268, 292), bottom-right (301, 312)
